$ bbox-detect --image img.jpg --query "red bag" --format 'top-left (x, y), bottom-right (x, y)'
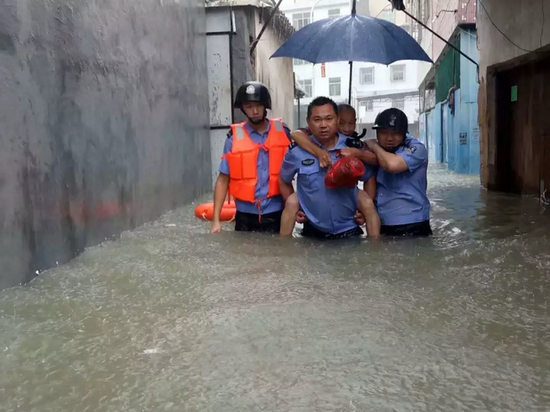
top-left (325, 156), bottom-right (366, 189)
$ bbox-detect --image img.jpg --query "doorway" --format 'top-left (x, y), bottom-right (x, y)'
top-left (494, 55), bottom-right (550, 197)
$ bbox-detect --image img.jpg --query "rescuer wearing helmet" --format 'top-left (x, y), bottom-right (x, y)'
top-left (365, 108), bottom-right (432, 237)
top-left (211, 81), bottom-right (292, 234)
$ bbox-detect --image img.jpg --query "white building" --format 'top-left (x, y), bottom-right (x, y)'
top-left (280, 0), bottom-right (432, 137)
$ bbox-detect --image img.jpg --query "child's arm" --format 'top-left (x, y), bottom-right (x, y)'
top-left (364, 176), bottom-right (377, 200)
top-left (339, 147), bottom-right (379, 166)
top-left (291, 129), bottom-right (333, 168)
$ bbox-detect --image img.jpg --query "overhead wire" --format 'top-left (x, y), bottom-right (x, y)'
top-left (477, 0), bottom-right (533, 53)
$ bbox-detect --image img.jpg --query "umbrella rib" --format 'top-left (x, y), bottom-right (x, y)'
top-left (313, 17), bottom-right (341, 64)
top-left (361, 16), bottom-right (391, 65)
top-left (348, 16), bottom-right (354, 63)
top-left (382, 22), bottom-right (408, 64)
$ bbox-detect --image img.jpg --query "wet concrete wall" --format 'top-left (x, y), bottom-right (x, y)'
top-left (0, 0), bottom-right (210, 289)
top-left (253, 10), bottom-right (294, 124)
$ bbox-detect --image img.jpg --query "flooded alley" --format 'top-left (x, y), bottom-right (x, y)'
top-left (1, 165), bottom-right (550, 412)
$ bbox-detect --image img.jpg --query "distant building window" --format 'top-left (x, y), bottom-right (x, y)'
top-left (328, 9), bottom-right (340, 18)
top-left (298, 79), bottom-right (312, 97)
top-left (359, 67), bottom-right (375, 84)
top-left (293, 58), bottom-right (309, 66)
top-left (361, 100), bottom-right (374, 111)
top-left (391, 64), bottom-right (406, 82)
top-left (293, 12), bottom-right (311, 30)
top-left (329, 77), bottom-right (341, 97)
top-left (392, 97), bottom-right (405, 110)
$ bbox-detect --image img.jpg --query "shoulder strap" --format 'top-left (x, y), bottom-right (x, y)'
top-left (233, 123), bottom-right (247, 141)
top-left (271, 118), bottom-right (284, 133)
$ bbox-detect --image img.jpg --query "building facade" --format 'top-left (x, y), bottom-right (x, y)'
top-left (416, 0), bottom-right (480, 175)
top-left (281, 0), bottom-right (431, 138)
top-left (477, 0), bottom-right (550, 200)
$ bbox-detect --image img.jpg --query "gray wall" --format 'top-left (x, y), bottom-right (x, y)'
top-left (0, 0), bottom-right (211, 289)
top-left (231, 8), bottom-right (257, 124)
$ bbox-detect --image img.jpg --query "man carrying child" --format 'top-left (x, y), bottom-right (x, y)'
top-left (279, 97), bottom-right (381, 239)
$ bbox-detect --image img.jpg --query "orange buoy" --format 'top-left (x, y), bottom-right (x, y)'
top-left (195, 202), bottom-right (236, 221)
top-left (195, 191), bottom-right (236, 222)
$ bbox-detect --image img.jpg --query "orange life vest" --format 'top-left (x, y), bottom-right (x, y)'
top-left (225, 119), bottom-right (290, 203)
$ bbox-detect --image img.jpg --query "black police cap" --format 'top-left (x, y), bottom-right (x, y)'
top-left (234, 81), bottom-right (272, 110)
top-left (372, 108), bottom-right (408, 134)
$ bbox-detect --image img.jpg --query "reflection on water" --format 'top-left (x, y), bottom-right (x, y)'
top-left (1, 164), bottom-right (550, 411)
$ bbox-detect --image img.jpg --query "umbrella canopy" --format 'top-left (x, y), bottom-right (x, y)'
top-left (271, 13), bottom-right (432, 66)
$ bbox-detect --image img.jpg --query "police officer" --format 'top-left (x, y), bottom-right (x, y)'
top-left (279, 97), bottom-right (379, 239)
top-left (365, 108), bottom-right (432, 236)
top-left (211, 81), bottom-right (292, 234)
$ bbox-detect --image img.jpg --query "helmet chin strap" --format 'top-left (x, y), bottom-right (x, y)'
top-left (249, 117), bottom-right (264, 125)
top-left (241, 108), bottom-right (268, 125)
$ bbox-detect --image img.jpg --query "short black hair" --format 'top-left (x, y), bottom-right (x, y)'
top-left (307, 96), bottom-right (338, 119)
top-left (337, 103), bottom-right (356, 116)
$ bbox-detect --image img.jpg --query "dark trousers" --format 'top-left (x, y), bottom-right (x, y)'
top-left (381, 220), bottom-right (433, 237)
top-left (235, 211), bottom-right (282, 234)
top-left (301, 222), bottom-right (364, 240)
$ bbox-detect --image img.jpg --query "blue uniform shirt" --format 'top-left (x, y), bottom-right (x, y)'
top-left (376, 135), bottom-right (430, 226)
top-left (219, 121), bottom-right (291, 215)
top-left (280, 133), bottom-right (374, 235)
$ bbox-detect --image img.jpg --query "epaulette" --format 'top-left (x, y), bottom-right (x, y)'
top-left (289, 141), bottom-right (299, 150)
top-left (402, 140), bottom-right (417, 154)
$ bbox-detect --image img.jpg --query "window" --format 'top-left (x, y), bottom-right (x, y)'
top-left (329, 77), bottom-right (341, 97)
top-left (391, 64), bottom-right (406, 82)
top-left (293, 58), bottom-right (309, 66)
top-left (361, 100), bottom-right (374, 112)
top-left (392, 97), bottom-right (405, 110)
top-left (359, 67), bottom-right (374, 84)
top-left (292, 12), bottom-right (311, 30)
top-left (298, 79), bottom-right (312, 97)
top-left (328, 9), bottom-right (340, 18)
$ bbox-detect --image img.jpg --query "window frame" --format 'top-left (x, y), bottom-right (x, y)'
top-left (390, 64), bottom-right (406, 82)
top-left (359, 67), bottom-right (375, 85)
top-left (329, 77), bottom-right (341, 97)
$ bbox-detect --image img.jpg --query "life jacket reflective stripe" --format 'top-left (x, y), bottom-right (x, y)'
top-left (225, 119), bottom-right (289, 203)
